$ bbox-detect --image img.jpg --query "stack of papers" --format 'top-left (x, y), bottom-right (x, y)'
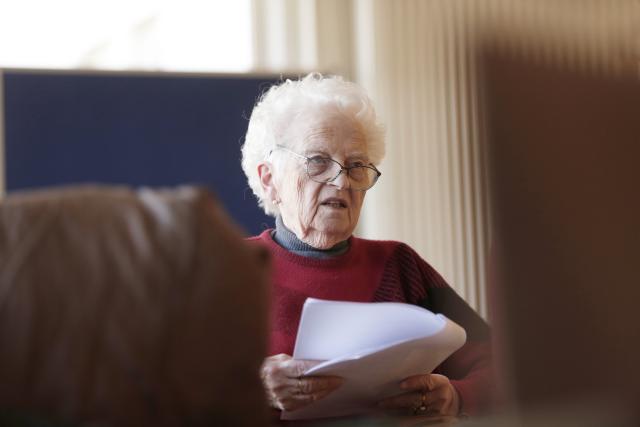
top-left (283, 298), bottom-right (466, 420)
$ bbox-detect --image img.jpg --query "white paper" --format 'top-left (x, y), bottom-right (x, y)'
top-left (283, 298), bottom-right (466, 420)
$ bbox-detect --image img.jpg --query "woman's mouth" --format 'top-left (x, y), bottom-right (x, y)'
top-left (321, 198), bottom-right (347, 208)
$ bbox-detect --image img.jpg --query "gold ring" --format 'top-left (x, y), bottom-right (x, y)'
top-left (414, 392), bottom-right (427, 414)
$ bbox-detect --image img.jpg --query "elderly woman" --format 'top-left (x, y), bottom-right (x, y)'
top-left (241, 73), bottom-right (491, 420)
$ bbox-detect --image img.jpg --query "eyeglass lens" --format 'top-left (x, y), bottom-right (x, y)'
top-left (306, 157), bottom-right (377, 189)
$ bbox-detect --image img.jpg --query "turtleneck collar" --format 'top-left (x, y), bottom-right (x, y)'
top-left (271, 215), bottom-right (350, 259)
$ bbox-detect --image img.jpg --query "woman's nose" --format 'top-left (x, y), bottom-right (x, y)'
top-left (328, 170), bottom-right (350, 190)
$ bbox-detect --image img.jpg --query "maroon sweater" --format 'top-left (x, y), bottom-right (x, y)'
top-left (248, 229), bottom-right (493, 415)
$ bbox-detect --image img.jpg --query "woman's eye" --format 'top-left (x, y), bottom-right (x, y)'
top-left (309, 156), bottom-right (330, 166)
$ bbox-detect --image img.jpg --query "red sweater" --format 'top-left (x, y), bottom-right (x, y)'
top-left (248, 229), bottom-right (493, 415)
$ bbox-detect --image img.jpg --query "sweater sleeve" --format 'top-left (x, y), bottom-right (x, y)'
top-left (424, 286), bottom-right (493, 415)
top-left (388, 244), bottom-right (494, 415)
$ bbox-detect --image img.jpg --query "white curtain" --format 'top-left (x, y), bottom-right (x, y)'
top-left (352, 1), bottom-right (490, 316)
top-left (251, 0), bottom-right (354, 77)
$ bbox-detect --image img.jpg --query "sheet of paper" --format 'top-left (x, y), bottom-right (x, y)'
top-left (283, 298), bottom-right (466, 420)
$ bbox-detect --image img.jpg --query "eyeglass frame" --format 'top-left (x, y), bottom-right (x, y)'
top-left (271, 144), bottom-right (382, 191)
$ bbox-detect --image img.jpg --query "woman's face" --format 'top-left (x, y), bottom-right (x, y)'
top-left (270, 109), bottom-right (369, 249)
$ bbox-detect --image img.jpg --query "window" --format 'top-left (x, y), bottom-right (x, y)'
top-left (0, 0), bottom-right (253, 72)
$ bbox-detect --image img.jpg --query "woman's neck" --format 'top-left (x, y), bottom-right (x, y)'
top-left (272, 215), bottom-right (350, 259)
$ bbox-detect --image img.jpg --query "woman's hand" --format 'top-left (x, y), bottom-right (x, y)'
top-left (260, 353), bottom-right (344, 411)
top-left (378, 374), bottom-right (461, 416)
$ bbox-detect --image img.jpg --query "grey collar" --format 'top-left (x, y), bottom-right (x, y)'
top-left (271, 215), bottom-right (350, 259)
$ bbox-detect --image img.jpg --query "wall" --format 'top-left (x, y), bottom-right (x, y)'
top-left (1, 70), bottom-right (280, 236)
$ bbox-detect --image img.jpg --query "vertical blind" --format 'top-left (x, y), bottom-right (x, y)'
top-left (354, 0), bottom-right (639, 319)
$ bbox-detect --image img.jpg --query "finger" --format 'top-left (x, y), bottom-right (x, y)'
top-left (282, 358), bottom-right (323, 378)
top-left (261, 353), bottom-right (293, 381)
top-left (264, 357), bottom-right (320, 379)
top-left (378, 391), bottom-right (437, 410)
top-left (423, 383), bottom-right (460, 415)
top-left (427, 400), bottom-right (445, 415)
top-left (277, 384), bottom-right (342, 412)
top-left (273, 375), bottom-right (343, 398)
top-left (377, 392), bottom-right (414, 410)
top-left (413, 386), bottom-right (457, 415)
top-left (296, 375), bottom-right (344, 394)
top-left (400, 373), bottom-right (448, 392)
top-left (262, 356), bottom-right (321, 384)
top-left (263, 353), bottom-right (292, 366)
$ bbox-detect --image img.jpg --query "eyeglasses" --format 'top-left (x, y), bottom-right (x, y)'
top-left (273, 144), bottom-right (381, 191)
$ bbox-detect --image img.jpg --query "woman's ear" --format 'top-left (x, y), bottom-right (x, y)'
top-left (258, 162), bottom-right (279, 204)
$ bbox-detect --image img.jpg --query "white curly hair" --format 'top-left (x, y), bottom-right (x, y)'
top-left (241, 73), bottom-right (386, 217)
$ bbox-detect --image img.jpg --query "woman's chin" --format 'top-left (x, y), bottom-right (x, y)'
top-left (304, 227), bottom-right (352, 249)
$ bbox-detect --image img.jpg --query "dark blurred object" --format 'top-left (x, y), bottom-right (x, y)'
top-left (0, 186), bottom-right (270, 426)
top-left (482, 50), bottom-right (640, 421)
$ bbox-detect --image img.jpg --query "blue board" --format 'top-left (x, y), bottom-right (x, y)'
top-left (3, 71), bottom-right (280, 235)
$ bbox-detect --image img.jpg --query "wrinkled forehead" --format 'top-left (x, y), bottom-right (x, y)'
top-left (283, 108), bottom-right (369, 157)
